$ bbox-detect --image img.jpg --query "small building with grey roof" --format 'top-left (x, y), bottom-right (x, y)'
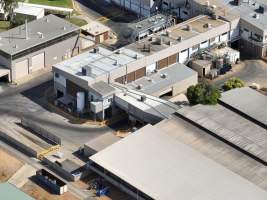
top-left (0, 14), bottom-right (81, 82)
top-left (127, 63), bottom-right (198, 97)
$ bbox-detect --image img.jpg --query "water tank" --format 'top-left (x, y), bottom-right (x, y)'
top-left (216, 58), bottom-right (224, 69)
top-left (77, 92), bottom-right (85, 113)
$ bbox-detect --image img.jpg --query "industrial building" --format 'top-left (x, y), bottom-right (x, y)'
top-left (53, 45), bottom-right (192, 119)
top-left (105, 0), bottom-right (160, 16)
top-left (0, 15), bottom-right (81, 83)
top-left (88, 124), bottom-right (267, 200)
top-left (177, 103), bottom-right (267, 164)
top-left (127, 63), bottom-right (198, 97)
top-left (220, 87), bottom-right (267, 129)
top-left (129, 14), bottom-right (175, 40)
top-left (185, 0), bottom-right (267, 58)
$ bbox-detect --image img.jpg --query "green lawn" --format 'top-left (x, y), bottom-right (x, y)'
top-left (66, 18), bottom-right (87, 27)
top-left (28, 0), bottom-right (73, 8)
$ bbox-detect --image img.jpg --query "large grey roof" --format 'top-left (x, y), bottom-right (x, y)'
top-left (220, 87), bottom-right (267, 128)
top-left (90, 124), bottom-right (267, 200)
top-left (0, 183), bottom-right (35, 200)
top-left (127, 63), bottom-right (197, 95)
top-left (0, 14), bottom-right (80, 55)
top-left (177, 104), bottom-right (267, 164)
top-left (155, 116), bottom-right (267, 191)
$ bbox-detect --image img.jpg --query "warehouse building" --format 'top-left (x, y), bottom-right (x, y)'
top-left (88, 124), bottom-right (267, 200)
top-left (53, 46), bottom-right (194, 118)
top-left (177, 103), bottom-right (267, 164)
top-left (187, 0), bottom-right (267, 58)
top-left (126, 15), bottom-right (232, 65)
top-left (220, 87), bottom-right (267, 129)
top-left (0, 14), bottom-right (81, 83)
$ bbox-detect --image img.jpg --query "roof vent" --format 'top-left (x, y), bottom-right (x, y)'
top-left (116, 49), bottom-right (122, 54)
top-left (187, 25), bottom-right (192, 31)
top-left (160, 73), bottom-right (167, 79)
top-left (203, 23), bottom-right (211, 28)
top-left (206, 1), bottom-right (210, 7)
top-left (133, 54), bottom-right (138, 59)
top-left (254, 13), bottom-right (260, 19)
top-left (136, 84), bottom-right (143, 90)
top-left (114, 60), bottom-right (118, 66)
top-left (211, 5), bottom-right (217, 9)
top-left (13, 44), bottom-right (18, 49)
top-left (62, 26), bottom-right (66, 30)
top-left (37, 32), bottom-right (44, 39)
top-left (45, 18), bottom-right (49, 23)
top-left (177, 36), bottom-right (183, 42)
top-left (93, 47), bottom-right (99, 53)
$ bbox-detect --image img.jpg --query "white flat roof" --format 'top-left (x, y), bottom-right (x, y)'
top-left (53, 47), bottom-right (145, 84)
top-left (18, 2), bottom-right (73, 13)
top-left (82, 21), bottom-right (110, 36)
top-left (14, 4), bottom-right (44, 16)
top-left (90, 124), bottom-right (267, 200)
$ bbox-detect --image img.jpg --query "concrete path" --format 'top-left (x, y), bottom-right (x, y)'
top-left (8, 164), bottom-right (36, 188)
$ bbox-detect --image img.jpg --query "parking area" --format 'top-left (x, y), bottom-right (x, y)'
top-left (210, 60), bottom-right (267, 88)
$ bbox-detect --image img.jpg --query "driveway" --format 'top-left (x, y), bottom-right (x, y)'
top-left (0, 73), bottom-right (114, 151)
top-left (211, 60), bottom-right (267, 88)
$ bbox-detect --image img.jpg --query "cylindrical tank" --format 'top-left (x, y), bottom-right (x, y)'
top-left (216, 58), bottom-right (224, 69)
top-left (77, 92), bottom-right (85, 113)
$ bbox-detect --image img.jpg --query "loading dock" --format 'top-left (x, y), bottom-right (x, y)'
top-left (31, 52), bottom-right (45, 72)
top-left (14, 59), bottom-right (29, 80)
top-left (0, 67), bottom-right (10, 82)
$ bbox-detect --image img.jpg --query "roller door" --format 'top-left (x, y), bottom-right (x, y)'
top-left (157, 58), bottom-right (168, 70)
top-left (14, 59), bottom-right (29, 80)
top-left (127, 71), bottom-right (135, 83)
top-left (31, 53), bottom-right (45, 72)
top-left (135, 67), bottom-right (146, 79)
top-left (168, 54), bottom-right (177, 65)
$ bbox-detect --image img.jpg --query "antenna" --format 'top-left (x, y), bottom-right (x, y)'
top-left (25, 19), bottom-right (28, 40)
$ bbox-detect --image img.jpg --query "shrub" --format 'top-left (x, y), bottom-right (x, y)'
top-left (187, 82), bottom-right (221, 105)
top-left (223, 77), bottom-right (245, 91)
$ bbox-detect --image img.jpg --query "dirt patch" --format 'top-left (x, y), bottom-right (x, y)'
top-left (0, 148), bottom-right (24, 182)
top-left (21, 180), bottom-right (80, 200)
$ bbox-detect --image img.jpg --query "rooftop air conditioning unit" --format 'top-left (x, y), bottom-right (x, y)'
top-left (140, 95), bottom-right (146, 102)
top-left (160, 73), bottom-right (167, 79)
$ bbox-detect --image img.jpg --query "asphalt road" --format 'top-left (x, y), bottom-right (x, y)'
top-left (0, 72), bottom-right (113, 150)
top-left (212, 60), bottom-right (267, 88)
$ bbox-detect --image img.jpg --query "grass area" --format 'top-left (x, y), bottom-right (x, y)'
top-left (0, 21), bottom-right (11, 32)
top-left (66, 17), bottom-right (87, 27)
top-left (28, 0), bottom-right (73, 8)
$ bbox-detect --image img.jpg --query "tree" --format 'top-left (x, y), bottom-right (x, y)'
top-left (187, 82), bottom-right (221, 105)
top-left (222, 77), bottom-right (245, 91)
top-left (0, 0), bottom-right (18, 22)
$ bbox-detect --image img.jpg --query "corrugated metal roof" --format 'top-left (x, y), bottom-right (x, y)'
top-left (90, 124), bottom-right (267, 200)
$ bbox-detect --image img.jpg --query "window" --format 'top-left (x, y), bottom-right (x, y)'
top-left (244, 28), bottom-right (249, 32)
top-left (55, 73), bottom-right (59, 78)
